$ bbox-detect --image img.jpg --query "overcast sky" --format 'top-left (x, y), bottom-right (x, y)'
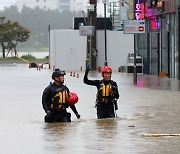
top-left (0, 0), bottom-right (16, 10)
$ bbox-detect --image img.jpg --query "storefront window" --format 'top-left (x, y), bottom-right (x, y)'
top-left (150, 31), bottom-right (159, 75)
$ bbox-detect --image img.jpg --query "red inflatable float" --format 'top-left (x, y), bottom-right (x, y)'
top-left (66, 92), bottom-right (79, 105)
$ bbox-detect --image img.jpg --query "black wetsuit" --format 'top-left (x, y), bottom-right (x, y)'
top-left (84, 71), bottom-right (119, 119)
top-left (42, 82), bottom-right (79, 122)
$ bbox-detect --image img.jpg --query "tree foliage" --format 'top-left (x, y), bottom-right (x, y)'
top-left (0, 17), bottom-right (30, 58)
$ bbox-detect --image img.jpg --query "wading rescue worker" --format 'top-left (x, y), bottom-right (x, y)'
top-left (83, 66), bottom-right (119, 119)
top-left (42, 69), bottom-right (81, 123)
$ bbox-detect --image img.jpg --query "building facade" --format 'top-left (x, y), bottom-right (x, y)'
top-left (16, 0), bottom-right (77, 12)
top-left (58, 0), bottom-right (73, 12)
top-left (72, 0), bottom-right (87, 12)
top-left (134, 0), bottom-right (180, 79)
top-left (15, 0), bottom-right (105, 16)
top-left (16, 0), bottom-right (58, 11)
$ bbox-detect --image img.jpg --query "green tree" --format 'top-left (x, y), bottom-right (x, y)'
top-left (0, 17), bottom-right (30, 58)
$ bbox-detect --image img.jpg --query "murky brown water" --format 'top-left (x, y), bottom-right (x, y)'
top-left (0, 64), bottom-right (180, 154)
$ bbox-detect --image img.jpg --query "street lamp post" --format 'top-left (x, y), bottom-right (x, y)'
top-left (102, 0), bottom-right (108, 66)
top-left (85, 3), bottom-right (92, 69)
top-left (48, 24), bottom-right (51, 68)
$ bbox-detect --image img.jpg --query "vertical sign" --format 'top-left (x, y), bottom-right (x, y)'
top-left (128, 0), bottom-right (134, 20)
top-left (134, 0), bottom-right (145, 20)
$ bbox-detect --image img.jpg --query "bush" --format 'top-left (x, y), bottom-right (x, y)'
top-left (21, 54), bottom-right (36, 60)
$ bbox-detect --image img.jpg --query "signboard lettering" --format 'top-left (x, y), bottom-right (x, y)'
top-left (135, 0), bottom-right (144, 20)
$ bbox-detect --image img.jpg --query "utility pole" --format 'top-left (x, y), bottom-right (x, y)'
top-left (48, 24), bottom-right (51, 68)
top-left (102, 0), bottom-right (107, 66)
top-left (89, 0), bottom-right (97, 70)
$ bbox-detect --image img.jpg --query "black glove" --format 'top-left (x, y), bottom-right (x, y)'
top-left (75, 113), bottom-right (81, 119)
top-left (85, 67), bottom-right (90, 73)
top-left (47, 110), bottom-right (52, 117)
top-left (45, 110), bottom-right (52, 123)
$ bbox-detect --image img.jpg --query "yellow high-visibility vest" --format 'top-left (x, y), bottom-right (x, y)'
top-left (51, 91), bottom-right (68, 109)
top-left (101, 84), bottom-right (111, 97)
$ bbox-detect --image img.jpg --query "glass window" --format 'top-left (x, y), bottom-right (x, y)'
top-left (137, 32), bottom-right (148, 74)
top-left (161, 18), bottom-right (168, 73)
top-left (150, 32), bottom-right (159, 75)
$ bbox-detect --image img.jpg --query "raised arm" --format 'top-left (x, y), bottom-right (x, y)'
top-left (83, 68), bottom-right (100, 86)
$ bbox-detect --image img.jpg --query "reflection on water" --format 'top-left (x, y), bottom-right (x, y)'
top-left (42, 119), bottom-right (121, 154)
top-left (96, 118), bottom-right (118, 139)
top-left (44, 123), bottom-right (69, 137)
top-left (43, 123), bottom-right (71, 152)
top-left (137, 75), bottom-right (180, 91)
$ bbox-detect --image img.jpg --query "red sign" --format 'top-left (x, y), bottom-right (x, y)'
top-left (138, 26), bottom-right (144, 32)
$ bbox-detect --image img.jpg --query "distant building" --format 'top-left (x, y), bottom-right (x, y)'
top-left (16, 0), bottom-right (76, 12)
top-left (73, 0), bottom-right (87, 12)
top-left (16, 0), bottom-right (58, 11)
top-left (58, 0), bottom-right (73, 12)
top-left (15, 0), bottom-right (104, 15)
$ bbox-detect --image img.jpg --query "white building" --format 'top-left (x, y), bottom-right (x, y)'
top-left (73, 0), bottom-right (87, 12)
top-left (16, 0), bottom-right (58, 11)
top-left (16, 0), bottom-right (76, 12)
top-left (15, 0), bottom-right (105, 16)
top-left (58, 0), bottom-right (73, 12)
top-left (73, 0), bottom-right (105, 17)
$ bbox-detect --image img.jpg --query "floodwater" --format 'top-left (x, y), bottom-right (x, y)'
top-left (0, 64), bottom-right (180, 154)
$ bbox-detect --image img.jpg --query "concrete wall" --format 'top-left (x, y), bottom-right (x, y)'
top-left (50, 29), bottom-right (134, 71)
top-left (50, 29), bottom-right (87, 71)
top-left (97, 30), bottom-right (134, 70)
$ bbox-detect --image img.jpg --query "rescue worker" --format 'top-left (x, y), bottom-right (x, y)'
top-left (84, 66), bottom-right (119, 119)
top-left (42, 69), bottom-right (81, 123)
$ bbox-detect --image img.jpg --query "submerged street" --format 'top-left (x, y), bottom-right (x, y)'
top-left (0, 64), bottom-right (180, 154)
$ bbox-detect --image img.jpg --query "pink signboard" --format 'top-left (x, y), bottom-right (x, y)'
top-left (134, 0), bottom-right (145, 20)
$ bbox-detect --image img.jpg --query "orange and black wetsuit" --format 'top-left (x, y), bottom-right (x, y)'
top-left (84, 71), bottom-right (119, 119)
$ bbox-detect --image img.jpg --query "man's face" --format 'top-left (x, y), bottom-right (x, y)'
top-left (55, 75), bottom-right (64, 83)
top-left (103, 72), bottom-right (111, 81)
